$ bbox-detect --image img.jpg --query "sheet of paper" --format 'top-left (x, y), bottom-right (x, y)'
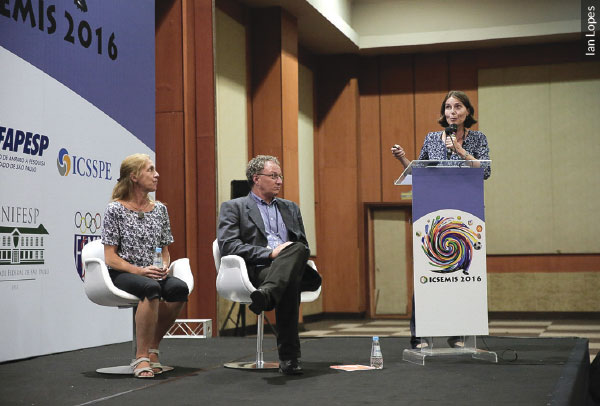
top-left (330, 365), bottom-right (376, 371)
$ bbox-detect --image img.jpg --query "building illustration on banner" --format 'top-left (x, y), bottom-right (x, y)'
top-left (0, 224), bottom-right (49, 266)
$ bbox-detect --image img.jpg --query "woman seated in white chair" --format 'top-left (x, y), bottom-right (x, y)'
top-left (101, 153), bottom-right (188, 379)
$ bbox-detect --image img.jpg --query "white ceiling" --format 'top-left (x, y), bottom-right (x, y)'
top-left (233, 0), bottom-right (359, 54)
top-left (233, 0), bottom-right (579, 55)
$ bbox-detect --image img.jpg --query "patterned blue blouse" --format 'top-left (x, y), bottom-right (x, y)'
top-left (417, 130), bottom-right (491, 179)
top-left (102, 201), bottom-right (174, 268)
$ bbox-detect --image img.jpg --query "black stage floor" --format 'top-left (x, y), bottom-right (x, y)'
top-left (0, 336), bottom-right (595, 405)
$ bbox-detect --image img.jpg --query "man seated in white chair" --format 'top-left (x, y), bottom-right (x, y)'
top-left (217, 155), bottom-right (321, 375)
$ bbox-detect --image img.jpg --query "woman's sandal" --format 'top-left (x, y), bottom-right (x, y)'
top-left (149, 349), bottom-right (174, 374)
top-left (130, 357), bottom-right (154, 379)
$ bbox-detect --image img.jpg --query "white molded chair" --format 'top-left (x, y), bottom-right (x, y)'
top-left (82, 239), bottom-right (194, 374)
top-left (213, 239), bottom-right (321, 369)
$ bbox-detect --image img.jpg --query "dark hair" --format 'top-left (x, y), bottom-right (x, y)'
top-left (246, 155), bottom-right (280, 187)
top-left (438, 90), bottom-right (477, 128)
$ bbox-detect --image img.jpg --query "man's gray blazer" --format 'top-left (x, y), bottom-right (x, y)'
top-left (217, 194), bottom-right (321, 291)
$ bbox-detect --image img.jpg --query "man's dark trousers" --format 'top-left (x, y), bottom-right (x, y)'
top-left (251, 242), bottom-right (309, 361)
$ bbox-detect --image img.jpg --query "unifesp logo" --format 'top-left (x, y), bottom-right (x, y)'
top-left (57, 148), bottom-right (71, 176)
top-left (74, 234), bottom-right (100, 281)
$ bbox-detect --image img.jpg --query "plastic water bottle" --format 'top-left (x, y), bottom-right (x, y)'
top-left (153, 247), bottom-right (163, 267)
top-left (370, 336), bottom-right (383, 369)
top-left (153, 247), bottom-right (163, 279)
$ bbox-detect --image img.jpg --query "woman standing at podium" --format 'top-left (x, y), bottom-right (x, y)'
top-left (391, 90), bottom-right (491, 349)
top-left (392, 90), bottom-right (491, 179)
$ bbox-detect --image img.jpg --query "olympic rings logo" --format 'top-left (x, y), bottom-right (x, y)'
top-left (74, 212), bottom-right (102, 234)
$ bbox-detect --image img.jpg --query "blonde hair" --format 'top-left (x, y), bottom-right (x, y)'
top-left (111, 153), bottom-right (154, 201)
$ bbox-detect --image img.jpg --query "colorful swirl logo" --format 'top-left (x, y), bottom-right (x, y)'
top-left (419, 216), bottom-right (481, 275)
top-left (57, 148), bottom-right (71, 176)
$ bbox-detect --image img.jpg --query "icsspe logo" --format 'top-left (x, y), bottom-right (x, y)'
top-left (57, 148), bottom-right (71, 176)
top-left (56, 148), bottom-right (112, 180)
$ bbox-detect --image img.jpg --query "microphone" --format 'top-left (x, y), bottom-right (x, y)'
top-left (444, 124), bottom-right (457, 159)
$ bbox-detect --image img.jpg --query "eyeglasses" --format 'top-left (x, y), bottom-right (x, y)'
top-left (257, 173), bottom-right (284, 180)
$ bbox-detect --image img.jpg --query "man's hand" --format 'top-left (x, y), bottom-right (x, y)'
top-left (269, 241), bottom-right (293, 259)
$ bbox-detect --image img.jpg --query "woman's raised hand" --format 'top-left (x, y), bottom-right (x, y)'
top-left (391, 144), bottom-right (406, 160)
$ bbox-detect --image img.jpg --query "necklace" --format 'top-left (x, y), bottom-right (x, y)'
top-left (123, 199), bottom-right (150, 219)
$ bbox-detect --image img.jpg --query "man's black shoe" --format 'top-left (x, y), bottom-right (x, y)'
top-left (249, 289), bottom-right (270, 315)
top-left (279, 359), bottom-right (303, 375)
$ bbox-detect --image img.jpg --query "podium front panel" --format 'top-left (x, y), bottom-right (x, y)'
top-left (412, 167), bottom-right (489, 337)
top-left (412, 167), bottom-right (485, 220)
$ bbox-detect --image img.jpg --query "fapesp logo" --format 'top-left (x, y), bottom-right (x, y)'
top-left (0, 126), bottom-right (50, 156)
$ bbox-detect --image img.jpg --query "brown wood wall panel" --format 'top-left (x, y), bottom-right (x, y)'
top-left (319, 168), bottom-right (362, 310)
top-left (155, 0), bottom-right (216, 324)
top-left (414, 53), bottom-right (448, 151)
top-left (365, 206), bottom-right (376, 316)
top-left (192, 0), bottom-right (217, 320)
top-left (488, 254), bottom-right (600, 273)
top-left (181, 0), bottom-right (199, 321)
top-left (448, 51), bottom-right (479, 131)
top-left (379, 55), bottom-right (415, 202)
top-left (316, 55), bottom-right (363, 312)
top-left (245, 12), bottom-right (253, 163)
top-left (155, 112), bottom-right (185, 257)
top-left (155, 1), bottom-right (189, 318)
top-left (250, 8), bottom-right (283, 160)
top-left (249, 8), bottom-right (300, 201)
top-left (155, 0), bottom-right (183, 113)
top-left (280, 11), bottom-right (299, 204)
top-left (358, 57), bottom-right (382, 203)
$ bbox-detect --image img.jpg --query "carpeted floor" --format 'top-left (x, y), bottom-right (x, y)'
top-left (0, 335), bottom-right (595, 406)
top-left (301, 317), bottom-right (600, 362)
